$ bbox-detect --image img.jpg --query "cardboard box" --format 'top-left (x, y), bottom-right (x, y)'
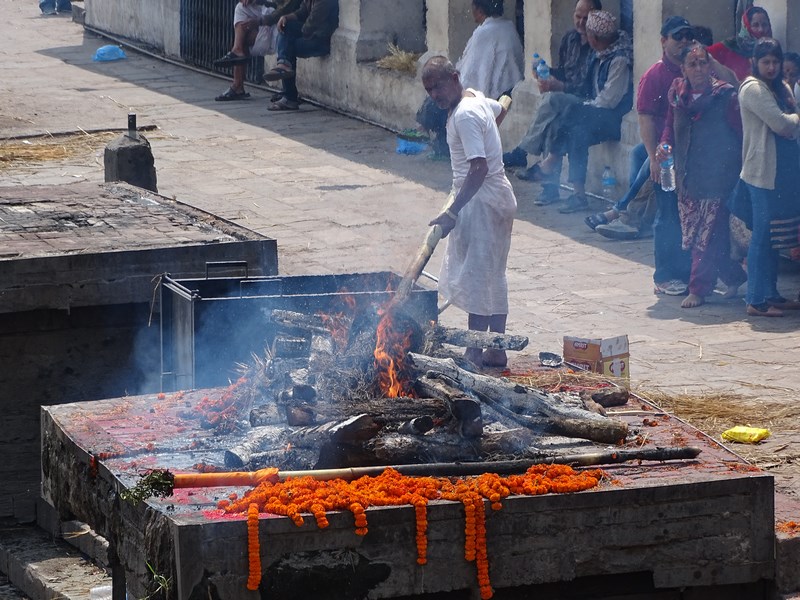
top-left (563, 334), bottom-right (629, 379)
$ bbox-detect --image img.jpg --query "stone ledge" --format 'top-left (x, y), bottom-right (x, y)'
top-left (0, 524), bottom-right (110, 600)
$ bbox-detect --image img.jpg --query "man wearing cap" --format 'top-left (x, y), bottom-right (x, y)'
top-left (638, 16), bottom-right (694, 296)
top-left (503, 0), bottom-right (601, 204)
top-left (506, 10), bottom-right (633, 213)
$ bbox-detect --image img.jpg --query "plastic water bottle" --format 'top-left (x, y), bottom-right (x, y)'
top-left (659, 144), bottom-right (676, 192)
top-left (536, 59), bottom-right (550, 80)
top-left (601, 166), bottom-right (617, 198)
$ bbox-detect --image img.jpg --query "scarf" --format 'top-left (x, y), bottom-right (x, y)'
top-left (668, 76), bottom-right (734, 121)
top-left (724, 6), bottom-right (769, 58)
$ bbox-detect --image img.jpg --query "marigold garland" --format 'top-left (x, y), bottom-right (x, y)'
top-left (246, 503), bottom-right (261, 591)
top-left (222, 465), bottom-right (605, 599)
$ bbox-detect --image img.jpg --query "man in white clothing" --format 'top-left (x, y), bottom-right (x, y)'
top-left (422, 57), bottom-right (518, 368)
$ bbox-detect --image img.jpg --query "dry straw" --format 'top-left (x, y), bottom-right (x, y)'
top-left (0, 131), bottom-right (118, 171)
top-left (376, 43), bottom-right (421, 74)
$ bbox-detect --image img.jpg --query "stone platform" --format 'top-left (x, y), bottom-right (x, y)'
top-left (42, 387), bottom-right (776, 600)
top-left (0, 182), bottom-right (278, 523)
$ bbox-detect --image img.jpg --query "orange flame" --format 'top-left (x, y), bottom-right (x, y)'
top-left (373, 308), bottom-right (416, 398)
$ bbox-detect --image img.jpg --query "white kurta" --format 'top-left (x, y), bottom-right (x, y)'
top-left (456, 17), bottom-right (525, 100)
top-left (440, 91), bottom-right (517, 316)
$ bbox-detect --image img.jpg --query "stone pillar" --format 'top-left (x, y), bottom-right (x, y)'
top-left (104, 132), bottom-right (158, 193)
top-left (424, 0), bottom-right (474, 60)
top-left (789, 1), bottom-right (800, 53)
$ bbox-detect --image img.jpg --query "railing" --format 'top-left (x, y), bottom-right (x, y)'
top-left (180, 0), bottom-right (264, 83)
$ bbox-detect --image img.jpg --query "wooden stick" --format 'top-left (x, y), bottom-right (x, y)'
top-left (277, 447), bottom-right (701, 481)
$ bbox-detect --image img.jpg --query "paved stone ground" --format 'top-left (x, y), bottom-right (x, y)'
top-left (2, 0), bottom-right (800, 579)
top-left (3, 0), bottom-right (800, 487)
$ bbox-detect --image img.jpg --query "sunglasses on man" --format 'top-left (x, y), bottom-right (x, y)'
top-left (671, 30), bottom-right (694, 41)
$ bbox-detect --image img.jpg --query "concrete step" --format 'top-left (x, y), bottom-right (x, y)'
top-left (0, 573), bottom-right (31, 600)
top-left (0, 524), bottom-right (110, 600)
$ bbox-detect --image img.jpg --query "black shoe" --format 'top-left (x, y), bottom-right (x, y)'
top-left (533, 184), bottom-right (561, 206)
top-left (503, 147), bottom-right (527, 168)
top-left (558, 194), bottom-right (590, 214)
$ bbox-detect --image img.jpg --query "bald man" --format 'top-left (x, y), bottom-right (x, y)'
top-left (422, 57), bottom-right (517, 368)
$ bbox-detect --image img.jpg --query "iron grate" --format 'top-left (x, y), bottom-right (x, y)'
top-left (180, 0), bottom-right (265, 84)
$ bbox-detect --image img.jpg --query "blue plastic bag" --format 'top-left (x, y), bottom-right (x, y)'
top-left (93, 45), bottom-right (127, 62)
top-left (396, 137), bottom-right (427, 155)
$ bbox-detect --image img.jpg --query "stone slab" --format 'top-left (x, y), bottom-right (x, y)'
top-left (0, 182), bottom-right (278, 313)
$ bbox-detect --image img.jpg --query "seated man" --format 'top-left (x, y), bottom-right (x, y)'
top-left (262, 0), bottom-right (339, 111)
top-left (502, 0), bottom-right (601, 203)
top-left (520, 10), bottom-right (633, 214)
top-left (213, 0), bottom-right (302, 102)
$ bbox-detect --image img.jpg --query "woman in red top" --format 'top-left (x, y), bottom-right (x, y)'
top-left (708, 6), bottom-right (772, 82)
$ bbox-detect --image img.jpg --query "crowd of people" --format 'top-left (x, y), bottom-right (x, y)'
top-left (206, 0), bottom-right (800, 365)
top-left (495, 2), bottom-right (800, 317)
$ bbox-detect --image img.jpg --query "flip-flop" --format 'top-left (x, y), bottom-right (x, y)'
top-left (213, 52), bottom-right (250, 66)
top-left (263, 65), bottom-right (295, 81)
top-left (584, 212), bottom-right (609, 230)
top-left (267, 98), bottom-right (299, 111)
top-left (215, 87), bottom-right (250, 102)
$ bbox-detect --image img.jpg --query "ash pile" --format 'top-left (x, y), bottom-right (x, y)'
top-left (215, 303), bottom-right (633, 473)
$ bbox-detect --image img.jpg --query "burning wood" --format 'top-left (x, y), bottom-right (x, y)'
top-left (218, 302), bottom-right (636, 473)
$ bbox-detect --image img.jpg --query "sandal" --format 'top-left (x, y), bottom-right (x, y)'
top-left (267, 97), bottom-right (299, 111)
top-left (746, 303), bottom-right (783, 317)
top-left (584, 212), bottom-right (609, 230)
top-left (517, 163), bottom-right (559, 183)
top-left (263, 65), bottom-right (295, 81)
top-left (214, 87), bottom-right (250, 102)
top-left (213, 51), bottom-right (250, 66)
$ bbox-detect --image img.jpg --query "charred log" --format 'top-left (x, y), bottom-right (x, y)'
top-left (224, 426), bottom-right (286, 468)
top-left (287, 414), bottom-right (381, 448)
top-left (425, 326), bottom-right (529, 351)
top-left (397, 416), bottom-right (435, 435)
top-left (407, 354), bottom-right (629, 445)
top-left (414, 375), bottom-right (483, 438)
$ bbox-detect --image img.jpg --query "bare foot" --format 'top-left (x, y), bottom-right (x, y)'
top-left (722, 284), bottom-right (740, 299)
top-left (464, 347), bottom-right (483, 365)
top-left (482, 349), bottom-right (507, 367)
top-left (681, 293), bottom-right (705, 308)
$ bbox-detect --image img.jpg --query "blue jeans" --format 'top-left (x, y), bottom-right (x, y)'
top-left (39, 0), bottom-right (71, 11)
top-left (652, 184), bottom-right (691, 284)
top-left (276, 20), bottom-right (330, 102)
top-left (744, 183), bottom-right (780, 305)
top-left (614, 143), bottom-right (649, 212)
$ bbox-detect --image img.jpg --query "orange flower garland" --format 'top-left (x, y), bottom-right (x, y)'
top-left (222, 465), bottom-right (605, 598)
top-left (246, 503), bottom-right (261, 591)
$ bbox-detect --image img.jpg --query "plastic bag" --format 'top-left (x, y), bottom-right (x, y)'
top-left (93, 45), bottom-right (127, 62)
top-left (396, 137), bottom-right (427, 155)
top-left (721, 426), bottom-right (771, 444)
